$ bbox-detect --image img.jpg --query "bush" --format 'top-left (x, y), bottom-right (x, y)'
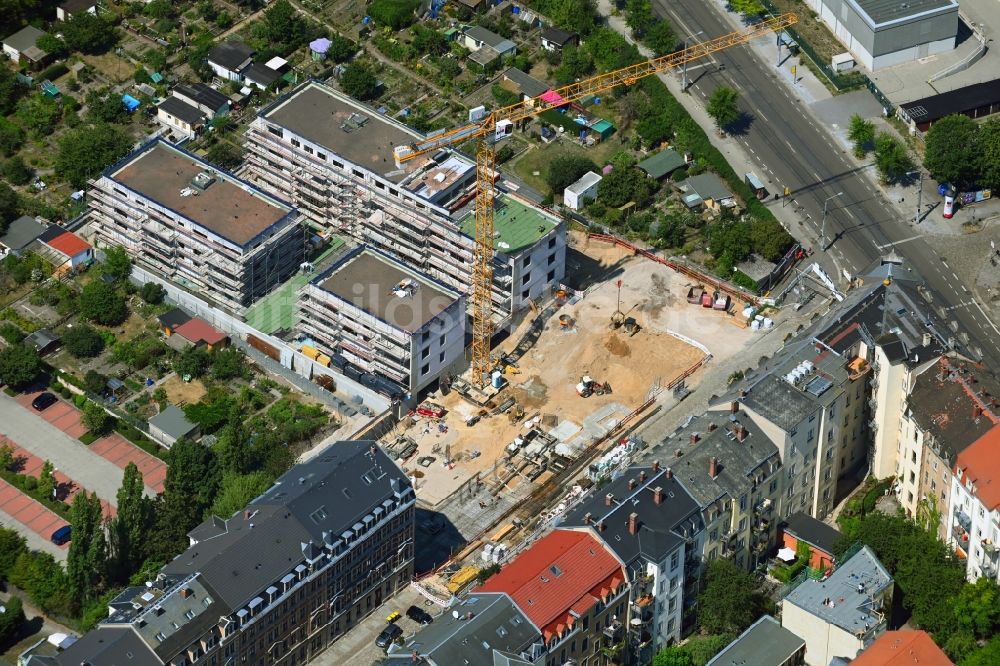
top-left (64, 324), bottom-right (106, 358)
top-left (139, 282), bottom-right (165, 304)
top-left (368, 0), bottom-right (420, 29)
top-left (0, 322), bottom-right (23, 345)
top-left (38, 63), bottom-right (69, 82)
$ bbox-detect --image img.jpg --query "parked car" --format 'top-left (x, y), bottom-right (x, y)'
top-left (375, 623), bottom-right (402, 648)
top-left (31, 392), bottom-right (57, 411)
top-left (406, 605), bottom-right (433, 625)
top-left (51, 525), bottom-right (72, 545)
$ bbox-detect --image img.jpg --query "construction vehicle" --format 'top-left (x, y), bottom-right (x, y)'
top-left (415, 401), bottom-right (446, 418)
top-left (389, 14), bottom-right (798, 388)
top-left (508, 402), bottom-right (525, 424)
top-left (577, 376), bottom-right (612, 398)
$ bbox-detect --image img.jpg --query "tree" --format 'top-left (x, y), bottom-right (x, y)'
top-left (412, 25), bottom-right (447, 56)
top-left (36, 33), bottom-right (68, 59)
top-left (143, 0), bottom-right (174, 18)
top-left (537, 0), bottom-right (599, 36)
top-left (730, 0), bottom-right (764, 15)
top-left (103, 245), bottom-right (132, 281)
top-left (62, 12), bottom-right (117, 54)
top-left (217, 419), bottom-right (254, 475)
top-left (924, 114), bottom-right (981, 189)
top-left (86, 89), bottom-right (130, 125)
top-left (643, 20), bottom-right (677, 56)
top-left (65, 324), bottom-right (106, 358)
top-left (680, 633), bottom-right (735, 666)
top-left (964, 636), bottom-right (1000, 666)
top-left (598, 166), bottom-right (650, 208)
top-left (0, 67), bottom-right (23, 116)
top-left (83, 370), bottom-right (108, 395)
top-left (175, 346), bottom-right (211, 379)
top-left (652, 648), bottom-right (694, 666)
top-left (873, 131), bottom-right (915, 184)
top-left (0, 117), bottom-right (25, 157)
top-left (111, 462), bottom-right (153, 578)
top-left (340, 62), bottom-right (379, 101)
top-left (847, 114), bottom-right (876, 158)
top-left (205, 140), bottom-right (243, 170)
top-left (625, 0), bottom-right (655, 34)
top-left (211, 347), bottom-right (247, 381)
top-left (56, 123), bottom-right (132, 189)
top-left (151, 438), bottom-right (220, 560)
top-left (38, 460), bottom-right (56, 501)
top-left (0, 595), bottom-right (25, 645)
top-left (491, 84), bottom-right (520, 108)
top-left (553, 45), bottom-right (594, 85)
top-left (139, 282), bottom-right (165, 304)
top-left (210, 472), bottom-right (273, 518)
top-left (326, 35), bottom-right (357, 63)
top-left (2, 156), bottom-right (32, 186)
top-left (367, 0), bottom-right (420, 30)
top-left (980, 117), bottom-right (1000, 190)
top-left (0, 345), bottom-right (40, 390)
top-left (82, 401), bottom-right (113, 435)
top-left (697, 559), bottom-right (768, 635)
top-left (258, 0), bottom-right (304, 46)
top-left (16, 94), bottom-right (61, 140)
top-left (706, 86), bottom-right (740, 131)
top-left (67, 491), bottom-right (107, 609)
top-left (545, 154), bottom-right (598, 195)
top-left (953, 578), bottom-right (1000, 640)
top-left (79, 281), bottom-right (128, 326)
top-left (0, 528), bottom-right (26, 581)
top-left (749, 216), bottom-right (792, 262)
top-left (0, 182), bottom-right (20, 231)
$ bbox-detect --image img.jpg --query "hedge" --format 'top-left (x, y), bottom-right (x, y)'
top-left (38, 63), bottom-right (69, 82)
top-left (114, 420), bottom-right (165, 460)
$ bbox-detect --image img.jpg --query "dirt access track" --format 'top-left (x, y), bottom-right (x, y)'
top-left (400, 232), bottom-right (757, 506)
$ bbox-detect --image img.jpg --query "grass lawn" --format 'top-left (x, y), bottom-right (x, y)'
top-left (509, 137), bottom-right (622, 195)
top-left (80, 52), bottom-right (135, 85)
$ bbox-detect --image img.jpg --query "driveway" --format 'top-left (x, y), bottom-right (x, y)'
top-left (0, 393), bottom-right (135, 501)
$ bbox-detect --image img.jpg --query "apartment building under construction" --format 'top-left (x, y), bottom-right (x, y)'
top-left (243, 80), bottom-right (566, 327)
top-left (88, 140), bottom-right (305, 313)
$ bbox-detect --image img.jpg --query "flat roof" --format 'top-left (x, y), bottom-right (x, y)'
top-left (706, 616), bottom-right (804, 666)
top-left (854, 0), bottom-right (955, 25)
top-left (458, 195), bottom-right (559, 255)
top-left (315, 248), bottom-right (459, 333)
top-left (263, 81), bottom-right (419, 181)
top-left (110, 141), bottom-right (293, 247)
top-left (900, 78), bottom-right (1000, 124)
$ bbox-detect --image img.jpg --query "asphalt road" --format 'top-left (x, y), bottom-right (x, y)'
top-left (650, 0), bottom-right (1000, 365)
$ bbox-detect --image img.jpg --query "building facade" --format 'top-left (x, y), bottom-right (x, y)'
top-left (297, 247), bottom-right (466, 395)
top-left (948, 426), bottom-right (1000, 582)
top-left (243, 80), bottom-right (566, 328)
top-left (30, 440), bottom-right (416, 666)
top-left (88, 140), bottom-right (306, 314)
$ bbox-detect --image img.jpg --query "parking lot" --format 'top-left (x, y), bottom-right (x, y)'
top-left (311, 584), bottom-right (440, 666)
top-left (90, 432), bottom-right (167, 494)
top-left (0, 479), bottom-right (69, 560)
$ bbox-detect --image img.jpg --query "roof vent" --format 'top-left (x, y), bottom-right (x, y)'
top-left (191, 171), bottom-right (216, 191)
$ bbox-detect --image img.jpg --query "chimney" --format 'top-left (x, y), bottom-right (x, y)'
top-left (654, 487), bottom-right (664, 505)
top-left (708, 423), bottom-right (718, 432)
top-left (973, 405), bottom-right (984, 419)
top-left (639, 470), bottom-right (647, 483)
top-left (652, 460), bottom-right (661, 473)
top-left (665, 467), bottom-right (673, 480)
top-left (583, 512), bottom-right (592, 524)
top-left (597, 520), bottom-right (606, 532)
top-left (180, 587), bottom-right (192, 599)
top-left (730, 401), bottom-right (739, 414)
top-left (628, 512), bottom-right (639, 535)
top-left (709, 456), bottom-right (719, 478)
top-left (628, 479), bottom-right (637, 491)
top-left (690, 433), bottom-right (699, 445)
top-left (605, 493), bottom-right (614, 507)
top-left (739, 389), bottom-right (747, 398)
top-left (922, 332), bottom-right (932, 347)
top-left (736, 424), bottom-right (747, 442)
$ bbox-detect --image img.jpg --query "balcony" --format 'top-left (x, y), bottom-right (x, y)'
top-left (754, 498), bottom-right (772, 515)
top-left (633, 594), bottom-right (654, 608)
top-left (847, 357), bottom-right (871, 381)
top-left (983, 540), bottom-right (999, 555)
top-left (603, 621), bottom-right (623, 641)
top-left (754, 518), bottom-right (770, 533)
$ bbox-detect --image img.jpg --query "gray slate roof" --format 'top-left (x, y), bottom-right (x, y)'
top-left (741, 374), bottom-right (820, 432)
top-left (207, 40), bottom-right (254, 71)
top-left (856, 0), bottom-right (955, 25)
top-left (561, 465), bottom-right (703, 564)
top-left (387, 593), bottom-right (541, 665)
top-left (157, 96), bottom-right (205, 126)
top-left (650, 411), bottom-right (780, 508)
top-left (502, 67), bottom-right (549, 99)
top-left (148, 404), bottom-right (198, 440)
top-left (782, 511), bottom-right (843, 555)
top-left (784, 545), bottom-right (893, 636)
top-left (465, 25), bottom-right (515, 52)
top-left (243, 62), bottom-right (280, 87)
top-left (706, 615), bottom-right (804, 666)
top-left (638, 148), bottom-right (686, 179)
top-left (0, 216), bottom-right (46, 251)
top-left (3, 26), bottom-right (47, 57)
top-left (173, 83), bottom-right (230, 112)
top-left (162, 440), bottom-right (412, 610)
top-left (683, 173), bottom-right (732, 202)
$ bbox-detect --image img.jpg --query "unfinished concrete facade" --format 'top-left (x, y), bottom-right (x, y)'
top-left (88, 140), bottom-right (305, 314)
top-left (243, 80), bottom-right (566, 329)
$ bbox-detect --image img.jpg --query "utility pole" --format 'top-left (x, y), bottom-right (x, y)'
top-left (820, 191), bottom-right (844, 251)
top-left (682, 31), bottom-right (705, 92)
top-left (906, 170), bottom-right (923, 225)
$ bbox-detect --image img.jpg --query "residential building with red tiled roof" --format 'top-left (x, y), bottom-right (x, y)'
top-left (476, 529), bottom-right (628, 664)
top-left (851, 630), bottom-right (952, 666)
top-left (949, 425), bottom-right (1000, 582)
top-left (36, 225), bottom-right (93, 268)
top-left (173, 317), bottom-right (229, 350)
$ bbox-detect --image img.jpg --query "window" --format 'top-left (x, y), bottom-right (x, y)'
top-left (738, 517), bottom-right (746, 531)
top-left (421, 363), bottom-right (429, 375)
top-left (317, 151), bottom-right (326, 160)
top-left (547, 269), bottom-right (555, 281)
top-left (522, 272), bottom-right (531, 285)
top-left (291, 138), bottom-right (300, 148)
top-left (267, 125), bottom-right (282, 137)
top-left (523, 255), bottom-right (531, 268)
top-left (421, 348), bottom-right (430, 359)
top-left (304, 145), bottom-right (313, 154)
top-left (549, 237), bottom-right (557, 249)
top-left (912, 451), bottom-right (917, 463)
top-left (670, 551), bottom-right (679, 570)
top-left (739, 495), bottom-right (747, 511)
top-left (439, 334), bottom-right (446, 346)
top-left (909, 471), bottom-right (915, 484)
top-left (439, 351), bottom-right (445, 363)
top-left (522, 289), bottom-right (530, 299)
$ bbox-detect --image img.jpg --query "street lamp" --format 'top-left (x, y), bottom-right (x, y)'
top-left (682, 31), bottom-right (705, 93)
top-left (906, 170), bottom-right (923, 225)
top-left (820, 191), bottom-right (844, 250)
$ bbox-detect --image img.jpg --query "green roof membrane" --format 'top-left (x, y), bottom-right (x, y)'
top-left (458, 196), bottom-right (559, 255)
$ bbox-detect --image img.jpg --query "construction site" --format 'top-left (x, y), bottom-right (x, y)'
top-left (382, 231), bottom-right (762, 507)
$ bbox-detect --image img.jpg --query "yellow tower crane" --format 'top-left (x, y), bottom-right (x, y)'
top-left (392, 13), bottom-right (798, 387)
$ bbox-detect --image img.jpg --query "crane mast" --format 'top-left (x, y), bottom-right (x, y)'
top-left (391, 14), bottom-right (798, 387)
